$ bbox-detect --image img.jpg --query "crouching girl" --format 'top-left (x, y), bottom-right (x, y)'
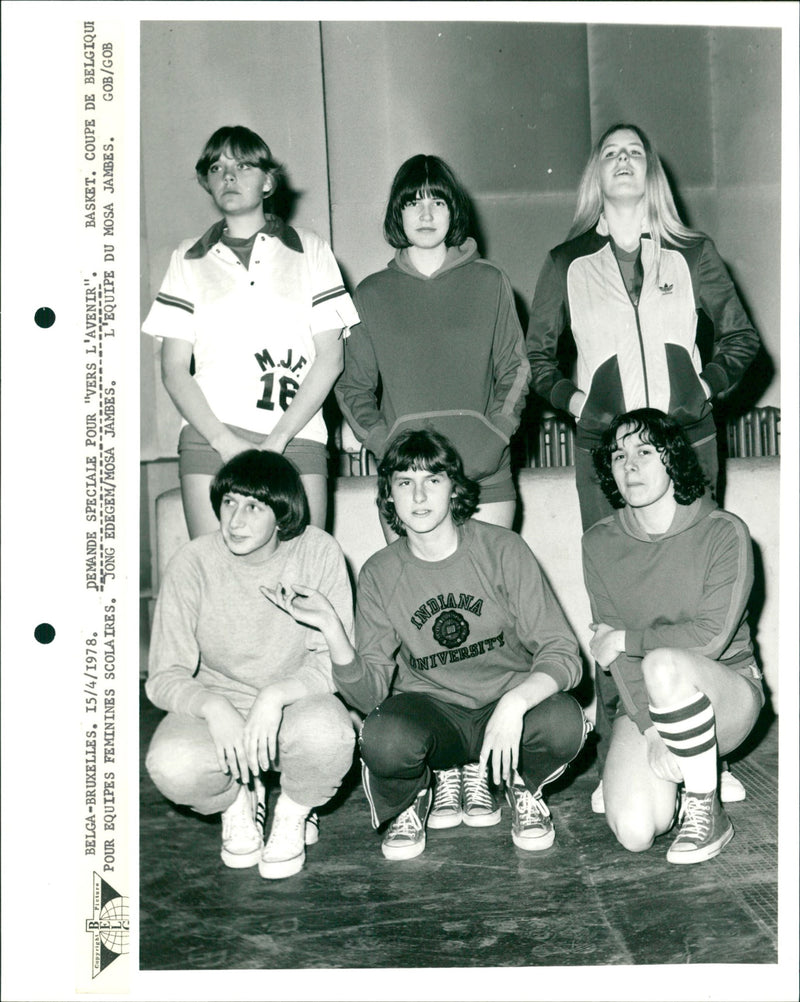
top-left (583, 409), bottom-right (764, 863)
top-left (267, 429), bottom-right (588, 861)
top-left (145, 450), bottom-right (355, 879)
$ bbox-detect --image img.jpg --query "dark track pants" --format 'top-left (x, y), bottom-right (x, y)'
top-left (359, 690), bottom-right (588, 828)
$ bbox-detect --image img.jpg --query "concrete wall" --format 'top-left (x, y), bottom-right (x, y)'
top-left (321, 20), bottom-right (592, 300)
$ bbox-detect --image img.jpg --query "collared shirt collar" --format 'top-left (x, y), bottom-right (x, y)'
top-left (184, 214), bottom-right (304, 259)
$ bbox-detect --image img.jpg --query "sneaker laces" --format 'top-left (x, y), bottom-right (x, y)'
top-left (388, 805), bottom-right (423, 840)
top-left (462, 764), bottom-right (494, 810)
top-left (511, 784), bottom-right (549, 825)
top-left (433, 769), bottom-right (462, 811)
top-left (677, 795), bottom-right (713, 841)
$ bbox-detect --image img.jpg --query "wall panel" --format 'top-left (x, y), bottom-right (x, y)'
top-left (711, 28), bottom-right (781, 405)
top-left (322, 21), bottom-right (590, 286)
top-left (587, 24), bottom-right (714, 188)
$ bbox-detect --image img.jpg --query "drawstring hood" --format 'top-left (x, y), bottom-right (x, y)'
top-left (390, 238), bottom-right (479, 280)
top-left (616, 494), bottom-right (717, 542)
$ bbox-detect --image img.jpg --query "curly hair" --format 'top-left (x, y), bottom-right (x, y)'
top-left (383, 154), bottom-right (472, 249)
top-left (592, 409), bottom-right (708, 508)
top-left (377, 429), bottom-right (480, 536)
top-left (209, 449), bottom-right (308, 541)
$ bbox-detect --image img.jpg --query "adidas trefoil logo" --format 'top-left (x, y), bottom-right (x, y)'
top-left (659, 282), bottom-right (674, 294)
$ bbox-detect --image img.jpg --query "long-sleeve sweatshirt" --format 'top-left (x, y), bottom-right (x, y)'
top-left (527, 222), bottom-right (760, 447)
top-left (335, 238), bottom-right (531, 481)
top-left (332, 519), bottom-right (581, 715)
top-left (146, 526), bottom-right (353, 717)
top-left (581, 494), bottom-right (756, 733)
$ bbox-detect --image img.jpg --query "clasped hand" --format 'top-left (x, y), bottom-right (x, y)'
top-left (215, 428), bottom-right (256, 464)
top-left (589, 622), bottom-right (625, 670)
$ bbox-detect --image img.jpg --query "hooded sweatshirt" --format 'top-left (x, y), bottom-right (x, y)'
top-left (335, 239), bottom-right (531, 481)
top-left (581, 494), bottom-right (756, 733)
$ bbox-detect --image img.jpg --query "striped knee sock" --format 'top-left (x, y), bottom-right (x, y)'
top-left (648, 692), bottom-right (717, 793)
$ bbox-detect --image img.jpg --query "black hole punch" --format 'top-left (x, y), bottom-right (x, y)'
top-left (35, 307), bottom-right (56, 329)
top-left (34, 622), bottom-right (56, 644)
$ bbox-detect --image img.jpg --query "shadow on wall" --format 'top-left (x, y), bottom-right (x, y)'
top-left (662, 155), bottom-right (776, 411)
top-left (268, 179), bottom-right (301, 227)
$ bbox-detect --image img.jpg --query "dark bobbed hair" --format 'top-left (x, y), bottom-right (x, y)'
top-left (383, 155), bottom-right (471, 249)
top-left (377, 429), bottom-right (480, 536)
top-left (195, 125), bottom-right (281, 193)
top-left (209, 450), bottom-right (308, 541)
top-left (592, 409), bottom-right (708, 509)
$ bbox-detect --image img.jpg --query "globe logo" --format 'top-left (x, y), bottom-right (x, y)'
top-left (86, 872), bottom-right (129, 978)
top-left (98, 896), bottom-right (129, 953)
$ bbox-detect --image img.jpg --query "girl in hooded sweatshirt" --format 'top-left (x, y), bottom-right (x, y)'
top-left (581, 408), bottom-right (764, 865)
top-left (335, 154), bottom-right (531, 540)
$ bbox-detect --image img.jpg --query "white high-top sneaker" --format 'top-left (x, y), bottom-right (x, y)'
top-left (220, 782), bottom-right (263, 869)
top-left (259, 793), bottom-right (310, 879)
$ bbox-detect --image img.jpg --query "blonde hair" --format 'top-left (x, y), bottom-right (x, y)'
top-left (568, 123), bottom-right (703, 267)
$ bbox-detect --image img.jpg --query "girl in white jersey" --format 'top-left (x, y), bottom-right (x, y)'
top-left (143, 125), bottom-right (359, 536)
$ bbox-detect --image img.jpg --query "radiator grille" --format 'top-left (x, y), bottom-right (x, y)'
top-left (336, 407), bottom-right (780, 476)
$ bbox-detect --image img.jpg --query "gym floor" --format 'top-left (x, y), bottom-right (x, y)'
top-left (139, 683), bottom-right (779, 974)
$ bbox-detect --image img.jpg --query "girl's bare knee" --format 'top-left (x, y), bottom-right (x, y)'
top-left (642, 647), bottom-right (677, 676)
top-left (607, 810), bottom-right (658, 853)
top-left (642, 647), bottom-right (689, 701)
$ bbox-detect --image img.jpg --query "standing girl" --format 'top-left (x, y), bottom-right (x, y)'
top-left (528, 123), bottom-right (760, 532)
top-left (143, 125), bottom-right (359, 536)
top-left (528, 123), bottom-right (759, 805)
top-left (336, 154), bottom-right (530, 538)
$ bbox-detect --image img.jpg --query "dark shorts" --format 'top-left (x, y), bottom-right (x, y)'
top-left (597, 659), bottom-right (766, 729)
top-left (177, 423), bottom-right (328, 478)
top-left (734, 662), bottom-right (766, 711)
top-left (476, 453), bottom-right (516, 505)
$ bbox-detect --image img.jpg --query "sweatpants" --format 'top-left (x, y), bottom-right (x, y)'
top-left (359, 690), bottom-right (587, 827)
top-left (146, 693), bottom-right (355, 815)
